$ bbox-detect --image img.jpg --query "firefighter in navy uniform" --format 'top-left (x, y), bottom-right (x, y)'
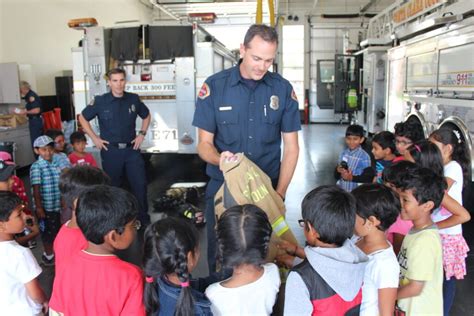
top-left (192, 24), bottom-right (301, 273)
top-left (78, 68), bottom-right (151, 225)
top-left (19, 81), bottom-right (44, 148)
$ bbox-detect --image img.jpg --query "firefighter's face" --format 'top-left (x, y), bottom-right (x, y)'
top-left (108, 73), bottom-right (126, 97)
top-left (239, 36), bottom-right (277, 81)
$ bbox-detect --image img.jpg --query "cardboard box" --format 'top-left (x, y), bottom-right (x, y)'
top-left (0, 114), bottom-right (28, 128)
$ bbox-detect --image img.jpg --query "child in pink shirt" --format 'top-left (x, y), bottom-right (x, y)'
top-left (382, 161), bottom-right (413, 254)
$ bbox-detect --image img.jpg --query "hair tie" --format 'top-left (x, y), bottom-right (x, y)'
top-left (180, 281), bottom-right (190, 288)
top-left (414, 144), bottom-right (421, 153)
top-left (145, 276), bottom-right (154, 283)
top-left (452, 130), bottom-right (462, 144)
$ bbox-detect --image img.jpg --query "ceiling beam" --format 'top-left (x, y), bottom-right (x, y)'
top-left (360, 0), bottom-right (379, 13)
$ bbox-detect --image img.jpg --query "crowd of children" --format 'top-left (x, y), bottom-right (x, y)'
top-left (0, 121), bottom-right (471, 315)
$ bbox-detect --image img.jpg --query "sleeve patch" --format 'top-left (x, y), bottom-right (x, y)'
top-left (291, 89), bottom-right (298, 102)
top-left (198, 83), bottom-right (210, 100)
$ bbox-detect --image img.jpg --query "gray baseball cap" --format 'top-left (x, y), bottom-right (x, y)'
top-left (33, 135), bottom-right (54, 148)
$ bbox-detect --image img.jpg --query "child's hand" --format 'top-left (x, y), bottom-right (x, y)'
top-left (277, 240), bottom-right (298, 255)
top-left (340, 169), bottom-right (353, 181)
top-left (275, 254), bottom-right (295, 269)
top-left (42, 301), bottom-right (49, 314)
top-left (36, 207), bottom-right (46, 219)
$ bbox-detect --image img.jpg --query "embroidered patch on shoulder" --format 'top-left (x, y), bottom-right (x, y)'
top-left (291, 89), bottom-right (298, 102)
top-left (88, 97), bottom-right (95, 106)
top-left (29, 96), bottom-right (35, 103)
top-left (198, 83), bottom-right (210, 100)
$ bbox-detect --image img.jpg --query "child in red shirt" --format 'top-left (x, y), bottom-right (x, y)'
top-left (54, 166), bottom-right (110, 268)
top-left (68, 131), bottom-right (98, 167)
top-left (49, 185), bottom-right (145, 315)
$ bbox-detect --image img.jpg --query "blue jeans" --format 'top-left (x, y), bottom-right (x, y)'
top-left (443, 277), bottom-right (456, 315)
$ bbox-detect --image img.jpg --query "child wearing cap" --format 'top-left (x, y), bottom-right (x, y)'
top-left (0, 155), bottom-right (16, 191)
top-left (30, 135), bottom-right (69, 266)
top-left (0, 152), bottom-right (40, 248)
top-left (0, 191), bottom-right (48, 315)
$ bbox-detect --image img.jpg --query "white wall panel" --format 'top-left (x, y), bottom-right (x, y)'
top-left (0, 0), bottom-right (151, 95)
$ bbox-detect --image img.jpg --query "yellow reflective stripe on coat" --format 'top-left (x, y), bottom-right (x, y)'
top-left (272, 216), bottom-right (289, 237)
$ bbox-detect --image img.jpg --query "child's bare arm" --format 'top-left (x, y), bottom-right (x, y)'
top-left (277, 240), bottom-right (305, 259)
top-left (25, 278), bottom-right (48, 312)
top-left (437, 193), bottom-right (471, 229)
top-left (378, 288), bottom-right (397, 316)
top-left (397, 279), bottom-right (425, 299)
top-left (32, 185), bottom-right (45, 219)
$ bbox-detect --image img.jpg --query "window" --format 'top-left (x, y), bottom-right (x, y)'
top-left (282, 25), bottom-right (304, 110)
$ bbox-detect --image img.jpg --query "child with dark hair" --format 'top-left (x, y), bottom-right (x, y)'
top-left (206, 204), bottom-right (280, 315)
top-left (284, 185), bottom-right (368, 315)
top-left (371, 131), bottom-right (396, 183)
top-left (45, 128), bottom-right (72, 165)
top-left (49, 185), bottom-right (145, 315)
top-left (352, 184), bottom-right (400, 316)
top-left (44, 128), bottom-right (68, 155)
top-left (0, 191), bottom-right (48, 315)
top-left (382, 161), bottom-right (415, 255)
top-left (0, 152), bottom-right (40, 248)
top-left (393, 120), bottom-right (424, 159)
top-left (68, 131), bottom-right (98, 167)
top-left (30, 135), bottom-right (70, 266)
top-left (336, 125), bottom-right (374, 191)
top-left (143, 217), bottom-right (211, 316)
top-left (54, 166), bottom-right (110, 268)
top-left (429, 128), bottom-right (471, 314)
top-left (395, 166), bottom-right (444, 315)
top-left (405, 140), bottom-right (470, 230)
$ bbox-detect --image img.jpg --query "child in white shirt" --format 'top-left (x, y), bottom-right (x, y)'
top-left (0, 191), bottom-right (48, 315)
top-left (206, 204), bottom-right (280, 316)
top-left (353, 183), bottom-right (400, 316)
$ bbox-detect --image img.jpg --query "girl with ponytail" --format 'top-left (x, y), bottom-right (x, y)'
top-left (205, 204), bottom-right (280, 315)
top-left (143, 217), bottom-right (212, 316)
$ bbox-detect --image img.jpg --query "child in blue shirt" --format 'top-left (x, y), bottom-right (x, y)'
top-left (371, 131), bottom-right (396, 183)
top-left (30, 135), bottom-right (70, 266)
top-left (336, 125), bottom-right (373, 191)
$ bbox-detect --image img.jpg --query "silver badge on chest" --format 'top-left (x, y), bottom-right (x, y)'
top-left (269, 95), bottom-right (279, 110)
top-left (130, 104), bottom-right (136, 113)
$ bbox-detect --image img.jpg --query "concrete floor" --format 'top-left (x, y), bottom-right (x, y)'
top-left (24, 123), bottom-right (473, 315)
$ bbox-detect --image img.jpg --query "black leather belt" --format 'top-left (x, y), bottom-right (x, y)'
top-left (108, 142), bottom-right (132, 149)
top-left (28, 115), bottom-right (42, 119)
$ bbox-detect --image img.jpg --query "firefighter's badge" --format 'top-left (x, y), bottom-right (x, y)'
top-left (269, 95), bottom-right (279, 110)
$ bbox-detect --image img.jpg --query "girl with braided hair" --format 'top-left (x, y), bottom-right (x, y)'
top-left (205, 204), bottom-right (280, 315)
top-left (143, 217), bottom-right (211, 316)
